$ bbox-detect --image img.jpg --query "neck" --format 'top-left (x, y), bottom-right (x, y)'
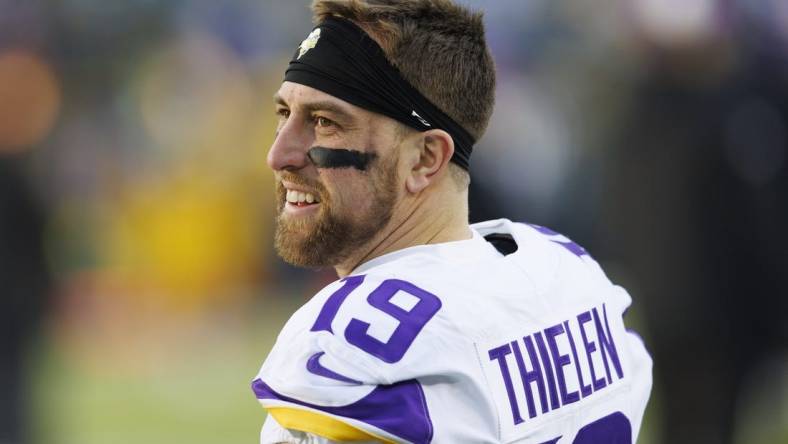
top-left (335, 188), bottom-right (471, 277)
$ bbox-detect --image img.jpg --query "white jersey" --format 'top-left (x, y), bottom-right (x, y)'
top-left (252, 219), bottom-right (652, 444)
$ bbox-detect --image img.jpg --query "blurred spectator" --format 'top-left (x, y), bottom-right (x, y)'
top-left (600, 13), bottom-right (788, 443)
top-left (0, 154), bottom-right (50, 444)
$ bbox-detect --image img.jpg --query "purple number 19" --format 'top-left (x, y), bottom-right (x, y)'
top-left (311, 276), bottom-right (442, 363)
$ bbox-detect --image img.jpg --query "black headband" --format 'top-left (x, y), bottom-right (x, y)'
top-left (284, 17), bottom-right (475, 170)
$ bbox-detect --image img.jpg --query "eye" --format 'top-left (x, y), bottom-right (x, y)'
top-left (316, 116), bottom-right (334, 128)
top-left (276, 108), bottom-right (290, 119)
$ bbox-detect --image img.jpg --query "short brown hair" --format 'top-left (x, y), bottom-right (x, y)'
top-left (311, 0), bottom-right (496, 148)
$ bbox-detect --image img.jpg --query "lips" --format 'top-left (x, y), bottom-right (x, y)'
top-left (285, 189), bottom-right (320, 205)
top-left (279, 178), bottom-right (323, 212)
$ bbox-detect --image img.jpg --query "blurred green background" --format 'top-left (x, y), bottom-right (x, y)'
top-left (1, 1), bottom-right (786, 443)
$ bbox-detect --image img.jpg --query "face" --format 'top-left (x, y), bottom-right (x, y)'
top-left (268, 81), bottom-right (406, 268)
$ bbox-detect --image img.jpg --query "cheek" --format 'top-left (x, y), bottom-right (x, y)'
top-left (319, 169), bottom-right (376, 209)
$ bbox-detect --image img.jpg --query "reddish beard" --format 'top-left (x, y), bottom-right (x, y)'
top-left (273, 153), bottom-right (399, 269)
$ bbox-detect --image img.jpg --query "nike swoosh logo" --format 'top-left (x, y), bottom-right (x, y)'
top-left (306, 352), bottom-right (362, 385)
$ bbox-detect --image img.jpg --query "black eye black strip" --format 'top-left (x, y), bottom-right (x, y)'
top-left (307, 147), bottom-right (377, 170)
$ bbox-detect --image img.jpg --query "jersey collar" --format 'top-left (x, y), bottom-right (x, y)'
top-left (351, 227), bottom-right (500, 275)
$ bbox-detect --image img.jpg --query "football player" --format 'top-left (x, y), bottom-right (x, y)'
top-left (252, 1), bottom-right (652, 443)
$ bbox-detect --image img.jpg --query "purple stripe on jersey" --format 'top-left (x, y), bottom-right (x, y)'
top-left (306, 352), bottom-right (363, 385)
top-left (252, 378), bottom-right (434, 444)
top-left (528, 223), bottom-right (589, 258)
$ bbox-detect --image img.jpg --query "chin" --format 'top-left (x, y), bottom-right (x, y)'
top-left (273, 221), bottom-right (348, 269)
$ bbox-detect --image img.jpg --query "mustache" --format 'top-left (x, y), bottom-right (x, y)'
top-left (275, 172), bottom-right (329, 206)
top-left (277, 172), bottom-right (324, 190)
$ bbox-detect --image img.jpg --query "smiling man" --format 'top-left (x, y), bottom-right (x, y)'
top-left (251, 1), bottom-right (652, 443)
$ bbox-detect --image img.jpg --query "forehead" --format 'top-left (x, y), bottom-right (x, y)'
top-left (275, 81), bottom-right (365, 116)
top-left (274, 81), bottom-right (413, 149)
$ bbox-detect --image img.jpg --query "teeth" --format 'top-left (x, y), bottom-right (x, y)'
top-left (285, 189), bottom-right (319, 204)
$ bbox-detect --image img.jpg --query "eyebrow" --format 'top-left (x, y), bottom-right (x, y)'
top-left (273, 93), bottom-right (356, 122)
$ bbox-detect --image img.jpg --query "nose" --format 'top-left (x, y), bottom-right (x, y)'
top-left (267, 117), bottom-right (313, 171)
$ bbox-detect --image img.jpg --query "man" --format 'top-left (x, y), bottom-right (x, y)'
top-left (252, 1), bottom-right (652, 443)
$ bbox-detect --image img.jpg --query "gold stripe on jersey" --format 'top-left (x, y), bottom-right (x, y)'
top-left (265, 406), bottom-right (396, 443)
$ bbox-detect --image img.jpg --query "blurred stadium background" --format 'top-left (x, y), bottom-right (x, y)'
top-left (1, 0), bottom-right (786, 443)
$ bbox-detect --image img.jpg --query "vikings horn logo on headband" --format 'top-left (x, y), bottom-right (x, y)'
top-left (298, 28), bottom-right (321, 59)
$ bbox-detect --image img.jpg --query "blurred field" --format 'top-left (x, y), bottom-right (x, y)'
top-left (29, 295), bottom-right (302, 444)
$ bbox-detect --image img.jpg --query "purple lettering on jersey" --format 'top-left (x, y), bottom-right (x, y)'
top-left (306, 352), bottom-right (362, 385)
top-left (593, 305), bottom-right (624, 384)
top-left (345, 279), bottom-right (441, 363)
top-left (529, 224), bottom-right (589, 258)
top-left (533, 331), bottom-right (561, 411)
top-left (546, 323), bottom-right (580, 406)
top-left (311, 275), bottom-right (366, 333)
top-left (252, 378), bottom-right (434, 444)
top-left (524, 335), bottom-right (551, 415)
top-left (488, 343), bottom-right (524, 425)
top-left (484, 305), bottom-right (630, 430)
top-left (564, 320), bottom-right (593, 398)
top-left (578, 310), bottom-right (606, 391)
top-left (511, 337), bottom-right (548, 418)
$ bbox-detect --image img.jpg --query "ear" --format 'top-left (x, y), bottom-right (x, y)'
top-left (405, 129), bottom-right (455, 194)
